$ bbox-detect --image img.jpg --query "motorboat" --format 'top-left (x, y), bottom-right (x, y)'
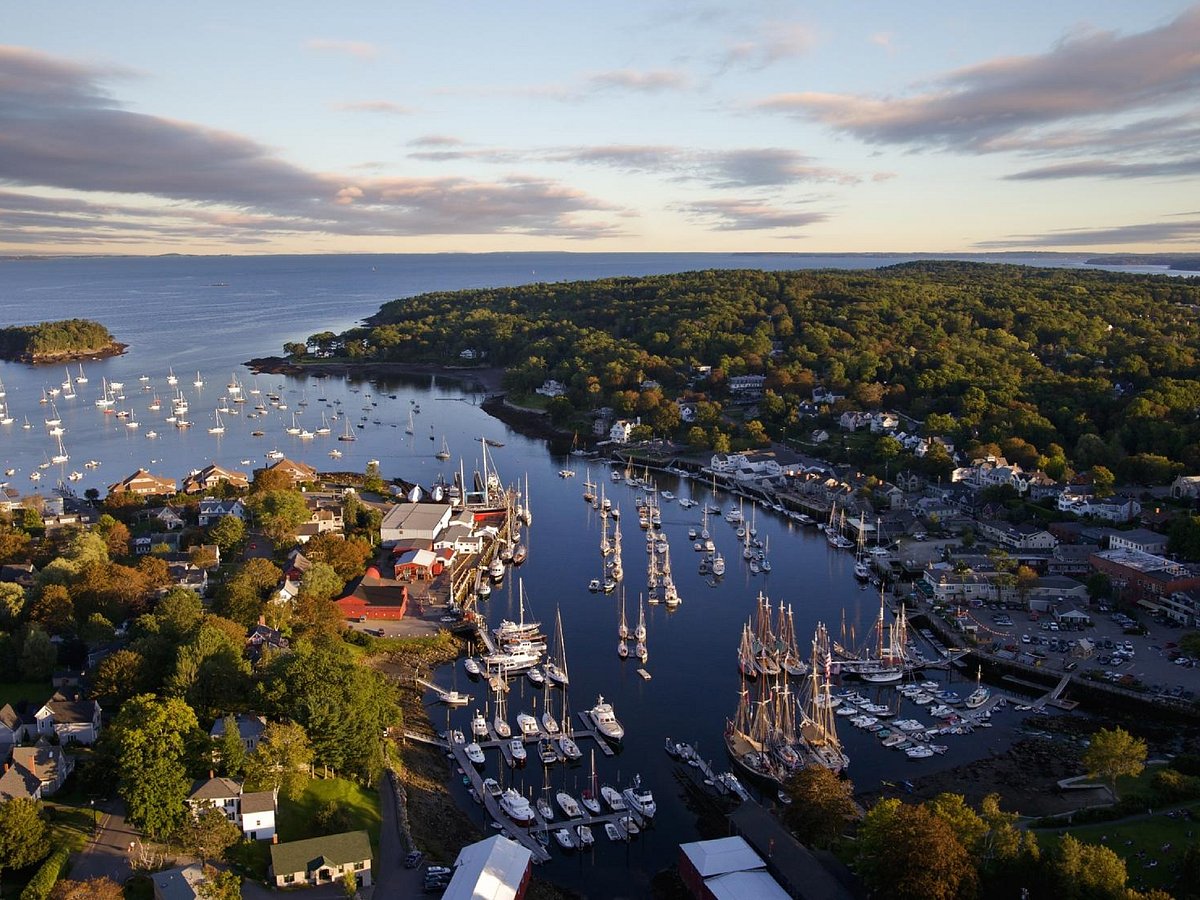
top-left (483, 777), bottom-right (502, 798)
top-left (553, 828), bottom-right (575, 850)
top-left (537, 797), bottom-right (554, 821)
top-left (539, 739), bottom-right (559, 764)
top-left (465, 743), bottom-right (485, 766)
top-left (575, 825), bottom-right (594, 847)
top-left (587, 695), bottom-right (625, 743)
top-left (510, 738), bottom-right (527, 764)
top-left (464, 657), bottom-right (481, 677)
top-left (622, 775), bottom-right (656, 817)
top-left (516, 712), bottom-right (539, 736)
top-left (555, 791), bottom-right (581, 818)
top-left (471, 710), bottom-right (488, 738)
top-left (526, 667), bottom-right (545, 686)
top-left (620, 815), bottom-right (640, 836)
top-left (600, 786), bottom-right (626, 811)
top-left (604, 822), bottom-right (623, 842)
top-left (499, 788), bottom-right (534, 825)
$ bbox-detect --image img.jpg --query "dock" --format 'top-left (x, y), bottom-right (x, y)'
top-left (448, 722), bottom-right (646, 864)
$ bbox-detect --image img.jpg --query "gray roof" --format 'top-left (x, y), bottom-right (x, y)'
top-left (188, 776), bottom-right (242, 802)
top-left (270, 830), bottom-right (371, 877)
top-left (0, 762), bottom-right (41, 801)
top-left (210, 714), bottom-right (267, 743)
top-left (43, 698), bottom-right (98, 725)
top-left (240, 790), bottom-right (276, 815)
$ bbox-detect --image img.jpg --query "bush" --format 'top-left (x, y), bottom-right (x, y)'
top-left (20, 846), bottom-right (70, 900)
top-left (1154, 768), bottom-right (1200, 800)
top-left (1172, 753), bottom-right (1200, 777)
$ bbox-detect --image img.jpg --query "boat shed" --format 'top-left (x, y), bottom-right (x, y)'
top-left (380, 502), bottom-right (453, 546)
top-left (681, 835), bottom-right (772, 897)
top-left (727, 802), bottom-right (862, 900)
top-left (705, 870), bottom-right (791, 900)
top-left (442, 834), bottom-right (531, 900)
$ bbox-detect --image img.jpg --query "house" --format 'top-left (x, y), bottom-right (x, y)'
top-left (609, 419), bottom-right (637, 444)
top-left (443, 835), bottom-right (531, 900)
top-left (1058, 494), bottom-right (1142, 523)
top-left (535, 379), bottom-right (566, 398)
top-left (1162, 589), bottom-right (1200, 627)
top-left (869, 411), bottom-right (900, 433)
top-left (107, 468), bottom-right (177, 497)
top-left (10, 738), bottom-right (74, 796)
top-left (197, 498), bottom-right (247, 527)
top-left (187, 775), bottom-right (277, 841)
top-left (182, 463), bottom-right (250, 495)
top-left (727, 374), bottom-right (766, 398)
top-left (811, 429), bottom-right (830, 444)
top-left (1106, 528), bottom-right (1168, 555)
top-left (393, 547), bottom-right (440, 580)
top-left (335, 567), bottom-right (409, 621)
top-left (264, 457), bottom-right (318, 487)
top-left (922, 567), bottom-right (996, 605)
top-left (35, 693), bottom-right (101, 745)
top-left (270, 830), bottom-right (372, 889)
top-left (151, 863), bottom-right (206, 900)
top-left (166, 562), bottom-right (208, 596)
top-left (0, 703), bottom-right (36, 745)
top-left (210, 714), bottom-right (268, 754)
top-left (975, 520), bottom-right (1058, 551)
top-left (0, 761), bottom-right (42, 802)
top-left (139, 505), bottom-right (187, 531)
top-left (246, 623), bottom-right (290, 662)
top-left (1170, 474), bottom-right (1200, 500)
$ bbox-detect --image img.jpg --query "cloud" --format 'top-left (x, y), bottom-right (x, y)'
top-left (869, 32), bottom-right (893, 49)
top-left (977, 217), bottom-right (1200, 248)
top-left (0, 45), bottom-right (625, 244)
top-left (719, 23), bottom-right (818, 71)
top-left (408, 134), bottom-right (464, 147)
top-left (303, 38), bottom-right (379, 59)
top-left (756, 6), bottom-right (1200, 155)
top-left (678, 198), bottom-right (828, 231)
top-left (585, 69), bottom-right (691, 93)
top-left (411, 141), bottom-right (864, 187)
top-left (332, 100), bottom-right (413, 115)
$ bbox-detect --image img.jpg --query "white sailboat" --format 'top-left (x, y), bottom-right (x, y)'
top-left (405, 410), bottom-right (414, 435)
top-left (544, 607), bottom-right (570, 687)
top-left (208, 410), bottom-right (225, 434)
top-left (75, 364), bottom-right (88, 384)
top-left (50, 434), bottom-right (69, 464)
top-left (166, 367), bottom-right (178, 386)
top-left (193, 371), bottom-right (204, 388)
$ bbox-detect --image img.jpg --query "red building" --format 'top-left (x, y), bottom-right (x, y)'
top-left (334, 567), bottom-right (408, 621)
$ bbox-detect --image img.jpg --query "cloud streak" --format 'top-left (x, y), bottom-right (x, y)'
top-left (978, 217), bottom-right (1200, 248)
top-left (756, 6), bottom-right (1200, 174)
top-left (0, 45), bottom-right (625, 244)
top-left (678, 198), bottom-right (828, 231)
top-left (332, 100), bottom-right (413, 115)
top-left (303, 38), bottom-right (379, 59)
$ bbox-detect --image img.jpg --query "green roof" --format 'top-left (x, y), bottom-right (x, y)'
top-left (270, 830), bottom-right (371, 877)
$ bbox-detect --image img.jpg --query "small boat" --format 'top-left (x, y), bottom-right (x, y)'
top-left (471, 710), bottom-right (488, 738)
top-left (526, 667), bottom-right (545, 686)
top-left (464, 657), bottom-right (481, 677)
top-left (537, 797), bottom-right (554, 821)
top-left (600, 786), bottom-right (626, 811)
top-left (555, 791), bottom-right (581, 818)
top-left (575, 825), bottom-right (594, 848)
top-left (465, 743), bottom-right (485, 765)
top-left (620, 815), bottom-right (640, 836)
top-left (604, 822), bottom-right (623, 842)
top-left (509, 738), bottom-right (527, 764)
top-left (499, 788), bottom-right (534, 825)
top-left (553, 828), bottom-right (574, 850)
top-left (483, 777), bottom-right (502, 798)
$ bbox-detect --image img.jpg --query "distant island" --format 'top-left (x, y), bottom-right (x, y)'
top-left (0, 318), bottom-right (125, 363)
top-left (1086, 254), bottom-right (1200, 271)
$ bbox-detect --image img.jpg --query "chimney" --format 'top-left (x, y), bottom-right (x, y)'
top-left (258, 615), bottom-right (266, 626)
top-left (209, 770), bottom-right (214, 780)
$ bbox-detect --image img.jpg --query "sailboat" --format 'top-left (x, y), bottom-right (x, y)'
top-left (405, 410), bottom-right (414, 435)
top-left (166, 367), bottom-right (177, 386)
top-left (208, 410), bottom-right (225, 434)
top-left (965, 665), bottom-right (990, 709)
top-left (316, 413), bottom-right (332, 436)
top-left (193, 371), bottom-right (204, 388)
top-left (581, 751), bottom-right (602, 814)
top-left (338, 416), bottom-right (357, 441)
top-left (544, 607), bottom-right (570, 687)
top-left (75, 364), bottom-right (88, 384)
top-left (854, 513), bottom-right (871, 580)
top-left (50, 434), bottom-right (69, 464)
top-left (492, 670), bottom-right (512, 739)
top-left (617, 590), bottom-right (629, 641)
top-left (661, 542), bottom-right (680, 608)
top-left (436, 436), bottom-right (451, 460)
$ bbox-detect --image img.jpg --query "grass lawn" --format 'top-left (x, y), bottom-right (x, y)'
top-left (0, 681), bottom-right (50, 707)
top-left (1039, 804), bottom-right (1199, 893)
top-left (277, 777), bottom-right (381, 846)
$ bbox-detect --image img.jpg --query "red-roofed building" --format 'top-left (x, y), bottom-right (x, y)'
top-left (334, 567), bottom-right (409, 621)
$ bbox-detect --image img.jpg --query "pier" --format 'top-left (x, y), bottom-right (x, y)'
top-left (447, 721), bottom-right (644, 864)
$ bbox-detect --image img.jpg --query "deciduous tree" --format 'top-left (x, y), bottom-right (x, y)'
top-left (856, 799), bottom-right (976, 900)
top-left (243, 721), bottom-right (313, 799)
top-left (781, 765), bottom-right (857, 848)
top-left (176, 805), bottom-right (242, 865)
top-left (1082, 726), bottom-right (1147, 799)
top-left (0, 798), bottom-right (49, 880)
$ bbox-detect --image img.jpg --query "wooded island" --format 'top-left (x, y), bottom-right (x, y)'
top-left (0, 318), bottom-right (125, 363)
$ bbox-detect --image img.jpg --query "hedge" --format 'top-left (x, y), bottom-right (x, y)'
top-left (19, 846), bottom-right (70, 900)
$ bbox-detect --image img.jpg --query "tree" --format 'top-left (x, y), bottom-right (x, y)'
top-left (246, 489), bottom-right (310, 548)
top-left (926, 792), bottom-right (987, 852)
top-left (243, 721), bottom-right (313, 799)
top-left (176, 805), bottom-right (242, 865)
top-left (95, 514), bottom-right (132, 558)
top-left (0, 581), bottom-right (26, 622)
top-left (1015, 565), bottom-right (1040, 608)
top-left (303, 533), bottom-right (373, 582)
top-left (106, 694), bottom-right (203, 840)
top-left (0, 798), bottom-right (49, 881)
top-left (1180, 631), bottom-right (1200, 658)
top-left (27, 584), bottom-right (75, 634)
top-left (50, 877), bottom-right (124, 900)
top-left (1091, 465), bottom-right (1116, 499)
top-left (856, 799), bottom-right (976, 900)
top-left (781, 765), bottom-right (857, 848)
top-left (299, 562), bottom-right (345, 604)
top-left (1050, 834), bottom-right (1129, 899)
top-left (207, 515), bottom-right (246, 554)
top-left (1086, 572), bottom-right (1113, 602)
top-left (20, 626), bottom-right (57, 681)
top-left (91, 649), bottom-right (147, 708)
top-left (1082, 726), bottom-right (1147, 799)
top-left (198, 867), bottom-right (242, 900)
top-left (216, 714), bottom-right (247, 778)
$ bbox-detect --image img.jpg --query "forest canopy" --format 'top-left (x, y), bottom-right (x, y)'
top-left (0, 318), bottom-right (122, 362)
top-left (306, 262), bottom-right (1200, 471)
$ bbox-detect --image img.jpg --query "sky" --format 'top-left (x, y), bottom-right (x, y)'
top-left (4, 2), bottom-right (1200, 255)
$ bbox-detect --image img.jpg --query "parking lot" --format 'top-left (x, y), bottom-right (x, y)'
top-left (986, 606), bottom-right (1198, 702)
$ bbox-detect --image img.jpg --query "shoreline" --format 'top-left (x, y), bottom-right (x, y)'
top-left (4, 342), bottom-right (127, 365)
top-left (244, 356), bottom-right (507, 394)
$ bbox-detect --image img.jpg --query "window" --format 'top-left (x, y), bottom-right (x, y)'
top-left (284, 875), bottom-right (295, 884)
top-left (354, 862), bottom-right (365, 870)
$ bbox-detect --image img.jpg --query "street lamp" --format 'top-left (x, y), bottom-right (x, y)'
top-left (90, 798), bottom-right (97, 835)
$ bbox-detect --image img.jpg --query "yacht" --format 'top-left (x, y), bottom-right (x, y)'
top-left (510, 738), bottom-right (527, 764)
top-left (575, 825), bottom-right (595, 847)
top-left (622, 775), bottom-right (656, 817)
top-left (555, 791), bottom-right (581, 818)
top-left (470, 710), bottom-right (488, 738)
top-left (465, 743), bottom-right (485, 766)
top-left (587, 695), bottom-right (625, 744)
top-left (499, 789), bottom-right (534, 825)
top-left (600, 786), bottom-right (626, 811)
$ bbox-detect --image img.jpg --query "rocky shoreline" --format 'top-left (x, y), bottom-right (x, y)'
top-left (7, 342), bottom-right (127, 365)
top-left (244, 356), bottom-right (507, 393)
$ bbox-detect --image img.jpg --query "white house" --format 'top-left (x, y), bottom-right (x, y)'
top-left (34, 694), bottom-right (101, 745)
top-left (535, 379), bottom-right (566, 398)
top-left (197, 498), bottom-right (247, 527)
top-left (728, 374), bottom-right (765, 397)
top-left (188, 775), bottom-right (277, 841)
top-left (609, 419), bottom-right (637, 444)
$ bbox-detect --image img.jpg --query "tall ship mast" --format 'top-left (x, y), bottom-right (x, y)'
top-left (800, 623), bottom-right (850, 774)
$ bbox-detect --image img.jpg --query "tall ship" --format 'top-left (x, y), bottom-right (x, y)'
top-left (832, 595), bottom-right (915, 682)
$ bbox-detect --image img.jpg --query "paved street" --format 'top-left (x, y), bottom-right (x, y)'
top-left (68, 799), bottom-right (135, 884)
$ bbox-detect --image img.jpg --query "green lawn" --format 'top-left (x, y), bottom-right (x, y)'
top-left (277, 777), bottom-right (381, 846)
top-left (0, 681), bottom-right (50, 707)
top-left (232, 777), bottom-right (382, 882)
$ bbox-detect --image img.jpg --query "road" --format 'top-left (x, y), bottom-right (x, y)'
top-left (68, 799), bottom-right (135, 884)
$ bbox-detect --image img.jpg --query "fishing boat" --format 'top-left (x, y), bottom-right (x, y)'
top-left (601, 786), bottom-right (626, 811)
top-left (622, 775), bottom-right (656, 818)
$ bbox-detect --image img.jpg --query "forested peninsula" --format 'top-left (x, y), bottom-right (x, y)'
top-left (0, 318), bottom-right (124, 363)
top-left (286, 262), bottom-right (1200, 481)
